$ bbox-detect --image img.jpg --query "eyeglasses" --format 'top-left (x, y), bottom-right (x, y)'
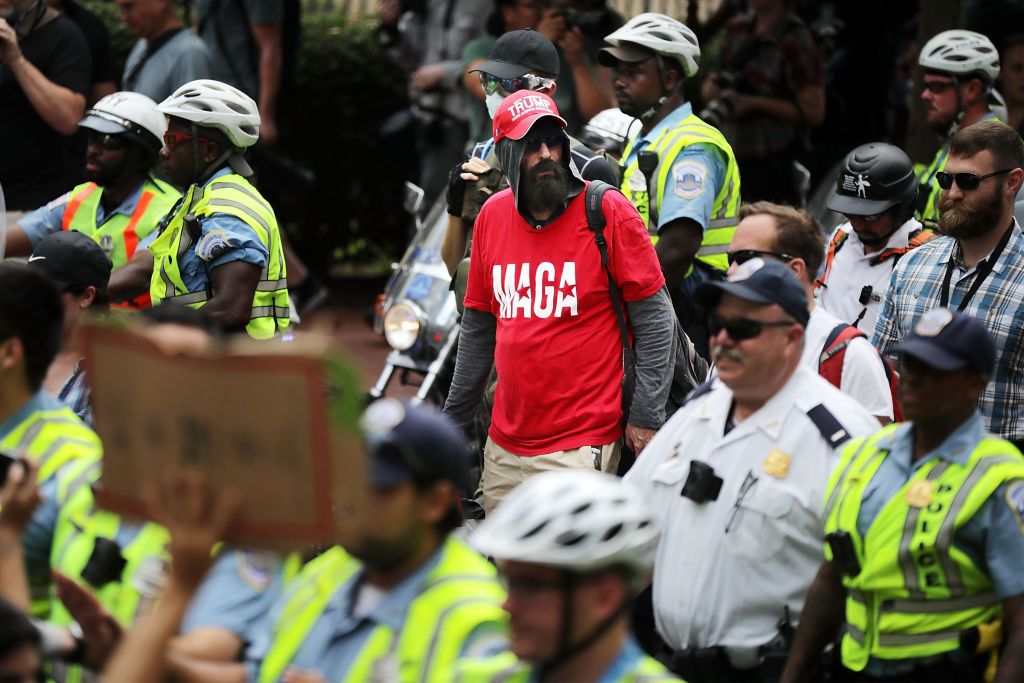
top-left (86, 132), bottom-right (127, 151)
top-left (935, 168), bottom-right (1013, 191)
top-left (922, 80), bottom-right (957, 94)
top-left (162, 131), bottom-right (212, 151)
top-left (709, 314), bottom-right (796, 341)
top-left (726, 249), bottom-right (795, 267)
top-left (524, 132), bottom-right (563, 152)
top-left (480, 72), bottom-right (555, 97)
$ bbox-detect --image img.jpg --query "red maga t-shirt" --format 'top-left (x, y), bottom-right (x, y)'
top-left (464, 184), bottom-right (665, 455)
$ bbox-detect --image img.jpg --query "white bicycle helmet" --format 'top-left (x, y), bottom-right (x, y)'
top-left (79, 91), bottom-right (166, 153)
top-left (471, 470), bottom-right (659, 585)
top-left (578, 108), bottom-right (639, 156)
top-left (604, 13), bottom-right (701, 78)
top-left (157, 79), bottom-right (261, 149)
top-left (918, 30), bottom-right (1000, 83)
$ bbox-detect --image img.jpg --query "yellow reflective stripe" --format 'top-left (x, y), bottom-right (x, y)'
top-left (846, 623), bottom-right (865, 645)
top-left (256, 279), bottom-right (288, 292)
top-left (883, 592), bottom-right (997, 614)
top-left (696, 243), bottom-right (730, 257)
top-left (250, 306), bottom-right (291, 319)
top-left (208, 181), bottom-right (275, 216)
top-left (165, 291), bottom-right (208, 305)
top-left (878, 630), bottom-right (961, 647)
top-left (206, 198), bottom-right (272, 242)
top-left (708, 217), bottom-right (735, 228)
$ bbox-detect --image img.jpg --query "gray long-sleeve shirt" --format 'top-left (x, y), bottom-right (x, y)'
top-left (444, 287), bottom-right (676, 436)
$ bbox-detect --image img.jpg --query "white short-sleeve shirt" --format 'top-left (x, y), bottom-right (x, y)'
top-left (802, 305), bottom-right (893, 421)
top-left (624, 366), bottom-right (881, 668)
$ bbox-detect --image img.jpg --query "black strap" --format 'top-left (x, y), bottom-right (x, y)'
top-left (123, 27), bottom-right (187, 91)
top-left (806, 404), bottom-right (851, 449)
top-left (939, 221), bottom-right (1014, 310)
top-left (585, 181), bottom-right (632, 351)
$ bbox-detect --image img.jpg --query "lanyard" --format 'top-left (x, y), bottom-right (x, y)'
top-left (939, 221), bottom-right (1014, 311)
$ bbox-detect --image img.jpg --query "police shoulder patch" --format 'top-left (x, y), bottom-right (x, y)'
top-left (46, 192), bottom-right (72, 212)
top-left (236, 550), bottom-right (276, 591)
top-left (672, 159), bottom-right (707, 199)
top-left (1005, 480), bottom-right (1024, 535)
top-left (196, 228), bottom-right (232, 262)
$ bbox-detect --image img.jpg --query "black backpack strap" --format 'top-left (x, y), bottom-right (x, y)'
top-left (806, 404), bottom-right (852, 449)
top-left (585, 181), bottom-right (630, 351)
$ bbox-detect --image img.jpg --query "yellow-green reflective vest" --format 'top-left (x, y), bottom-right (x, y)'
top-left (148, 173), bottom-right (290, 339)
top-left (0, 402), bottom-right (102, 617)
top-left (61, 176), bottom-right (181, 269)
top-left (620, 113), bottom-right (741, 272)
top-left (455, 650), bottom-right (682, 682)
top-left (47, 459), bottom-right (169, 683)
top-left (823, 425), bottom-right (1024, 671)
top-left (258, 537), bottom-right (508, 683)
top-left (914, 146), bottom-right (948, 227)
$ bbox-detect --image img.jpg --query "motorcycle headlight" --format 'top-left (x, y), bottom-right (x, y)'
top-left (383, 302), bottom-right (421, 351)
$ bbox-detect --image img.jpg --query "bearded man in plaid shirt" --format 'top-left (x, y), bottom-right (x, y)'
top-left (873, 122), bottom-right (1024, 449)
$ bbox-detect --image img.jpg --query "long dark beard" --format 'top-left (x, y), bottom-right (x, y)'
top-left (521, 159), bottom-right (569, 217)
top-left (938, 189), bottom-right (1006, 239)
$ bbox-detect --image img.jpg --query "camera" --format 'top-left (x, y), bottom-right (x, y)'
top-left (680, 460), bottom-right (723, 503)
top-left (699, 72), bottom-right (745, 128)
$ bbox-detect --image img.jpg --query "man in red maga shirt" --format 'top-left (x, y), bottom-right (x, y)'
top-left (444, 90), bottom-right (675, 513)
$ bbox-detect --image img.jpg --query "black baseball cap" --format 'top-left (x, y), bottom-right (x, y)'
top-left (695, 258), bottom-right (810, 327)
top-left (471, 29), bottom-right (560, 80)
top-left (361, 399), bottom-right (470, 491)
top-left (28, 231), bottom-right (112, 293)
top-left (895, 308), bottom-right (996, 375)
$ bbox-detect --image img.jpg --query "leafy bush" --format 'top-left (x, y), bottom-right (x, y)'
top-left (79, 1), bottom-right (412, 276)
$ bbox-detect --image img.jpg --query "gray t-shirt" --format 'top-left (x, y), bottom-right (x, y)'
top-left (195, 0), bottom-right (283, 99)
top-left (123, 28), bottom-right (215, 102)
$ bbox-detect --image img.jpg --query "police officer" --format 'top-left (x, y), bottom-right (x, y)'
top-left (782, 309), bottom-right (1024, 683)
top-left (624, 259), bottom-right (879, 682)
top-left (915, 30), bottom-right (1005, 228)
top-left (457, 469), bottom-right (680, 682)
top-left (816, 143), bottom-right (935, 333)
top-left (7, 92), bottom-right (180, 309)
top-left (598, 13), bottom-right (741, 358)
top-left (0, 263), bottom-right (102, 617)
top-left (107, 79), bottom-right (291, 339)
top-left (217, 400), bottom-right (506, 682)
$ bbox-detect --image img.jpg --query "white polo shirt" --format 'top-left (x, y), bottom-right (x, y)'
top-left (816, 219), bottom-right (921, 333)
top-left (624, 366), bottom-right (880, 668)
top-left (801, 306), bottom-right (893, 421)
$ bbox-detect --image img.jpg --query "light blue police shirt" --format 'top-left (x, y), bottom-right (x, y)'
top-left (620, 102), bottom-right (727, 234)
top-left (18, 180), bottom-right (153, 248)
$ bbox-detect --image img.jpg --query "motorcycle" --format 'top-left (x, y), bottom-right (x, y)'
top-left (369, 182), bottom-right (461, 406)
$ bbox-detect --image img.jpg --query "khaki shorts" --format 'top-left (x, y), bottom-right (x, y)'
top-left (482, 437), bottom-right (621, 514)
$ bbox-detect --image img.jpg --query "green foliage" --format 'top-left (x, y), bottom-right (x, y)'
top-left (76, 2), bottom-right (412, 275)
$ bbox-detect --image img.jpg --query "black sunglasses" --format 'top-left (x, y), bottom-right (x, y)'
top-left (726, 249), bottom-right (795, 267)
top-left (86, 132), bottom-right (127, 151)
top-left (524, 132), bottom-right (564, 153)
top-left (935, 169), bottom-right (1013, 191)
top-left (709, 314), bottom-right (796, 341)
top-left (922, 80), bottom-right (957, 94)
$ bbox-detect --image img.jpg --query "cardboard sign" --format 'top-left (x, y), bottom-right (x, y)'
top-left (80, 321), bottom-right (367, 550)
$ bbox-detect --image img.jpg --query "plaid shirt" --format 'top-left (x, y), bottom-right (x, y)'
top-left (58, 360), bottom-right (93, 427)
top-left (873, 221), bottom-right (1024, 440)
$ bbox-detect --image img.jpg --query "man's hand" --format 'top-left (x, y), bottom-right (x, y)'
top-left (625, 424), bottom-right (657, 455)
top-left (145, 468), bottom-right (242, 592)
top-left (411, 64), bottom-right (445, 92)
top-left (378, 0), bottom-right (401, 27)
top-left (259, 115), bottom-right (278, 146)
top-left (54, 572), bottom-right (124, 671)
top-left (0, 19), bottom-right (23, 65)
top-left (446, 157), bottom-right (493, 216)
top-left (0, 459), bottom-right (40, 533)
top-left (559, 26), bottom-right (586, 68)
top-left (536, 8), bottom-right (566, 42)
